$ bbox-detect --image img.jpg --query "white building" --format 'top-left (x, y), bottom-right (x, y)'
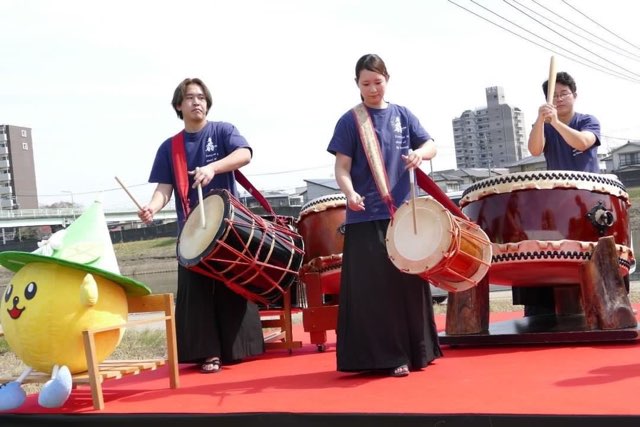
top-left (452, 86), bottom-right (526, 170)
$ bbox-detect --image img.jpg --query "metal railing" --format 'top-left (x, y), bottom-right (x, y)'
top-left (0, 207), bottom-right (83, 219)
top-left (0, 207), bottom-right (177, 227)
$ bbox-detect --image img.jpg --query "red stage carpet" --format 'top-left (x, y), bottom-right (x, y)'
top-left (3, 309), bottom-right (640, 426)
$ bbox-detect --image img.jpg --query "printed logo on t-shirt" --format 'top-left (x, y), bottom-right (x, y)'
top-left (392, 116), bottom-right (408, 149)
top-left (205, 136), bottom-right (218, 163)
top-left (392, 116), bottom-right (403, 134)
top-left (206, 137), bottom-right (216, 152)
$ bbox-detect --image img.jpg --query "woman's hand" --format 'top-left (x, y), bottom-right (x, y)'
top-left (402, 149), bottom-right (422, 170)
top-left (346, 192), bottom-right (365, 211)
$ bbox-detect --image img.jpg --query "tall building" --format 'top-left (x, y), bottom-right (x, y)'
top-left (452, 86), bottom-right (526, 169)
top-left (0, 125), bottom-right (38, 209)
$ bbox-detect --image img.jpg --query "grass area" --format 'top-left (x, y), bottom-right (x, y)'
top-left (627, 186), bottom-right (640, 200)
top-left (0, 335), bottom-right (8, 353)
top-left (110, 329), bottom-right (169, 360)
top-left (113, 237), bottom-right (176, 259)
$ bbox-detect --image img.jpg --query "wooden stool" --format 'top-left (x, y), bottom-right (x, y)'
top-left (260, 289), bottom-right (302, 353)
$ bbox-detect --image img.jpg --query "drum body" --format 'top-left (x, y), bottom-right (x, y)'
top-left (177, 189), bottom-right (305, 304)
top-left (297, 194), bottom-right (346, 264)
top-left (386, 196), bottom-right (492, 293)
top-left (296, 194), bottom-right (346, 294)
top-left (460, 171), bottom-right (634, 286)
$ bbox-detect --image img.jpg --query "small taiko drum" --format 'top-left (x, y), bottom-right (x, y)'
top-left (386, 196), bottom-right (492, 293)
top-left (296, 194), bottom-right (346, 294)
top-left (460, 171), bottom-right (635, 286)
top-left (297, 194), bottom-right (347, 264)
top-left (177, 189), bottom-right (305, 305)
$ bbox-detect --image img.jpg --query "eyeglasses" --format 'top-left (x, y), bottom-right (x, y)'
top-left (552, 92), bottom-right (574, 101)
top-left (185, 94), bottom-right (206, 103)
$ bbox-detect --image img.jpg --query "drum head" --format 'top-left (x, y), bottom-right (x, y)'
top-left (460, 170), bottom-right (629, 207)
top-left (178, 192), bottom-right (227, 263)
top-left (298, 193), bottom-right (347, 219)
top-left (386, 197), bottom-right (453, 274)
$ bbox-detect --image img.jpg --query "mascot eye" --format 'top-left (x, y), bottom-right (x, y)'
top-left (24, 282), bottom-right (37, 300)
top-left (3, 284), bottom-right (11, 302)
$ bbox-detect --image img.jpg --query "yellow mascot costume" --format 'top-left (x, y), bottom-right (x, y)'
top-left (0, 200), bottom-right (150, 410)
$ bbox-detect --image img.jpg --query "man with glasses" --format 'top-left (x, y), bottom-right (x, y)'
top-left (138, 78), bottom-right (264, 374)
top-left (528, 71), bottom-right (601, 172)
top-left (517, 71), bottom-right (602, 316)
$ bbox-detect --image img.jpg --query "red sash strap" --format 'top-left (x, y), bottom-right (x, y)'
top-left (352, 104), bottom-right (396, 216)
top-left (233, 169), bottom-right (277, 218)
top-left (415, 167), bottom-right (468, 220)
top-left (171, 132), bottom-right (191, 219)
top-left (170, 131), bottom-right (277, 218)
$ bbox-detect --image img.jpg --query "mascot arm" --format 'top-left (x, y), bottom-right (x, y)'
top-left (80, 273), bottom-right (98, 306)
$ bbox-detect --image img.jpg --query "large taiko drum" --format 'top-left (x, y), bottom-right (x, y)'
top-left (177, 189), bottom-right (305, 305)
top-left (296, 194), bottom-right (346, 294)
top-left (386, 196), bottom-right (492, 293)
top-left (460, 171), bottom-right (635, 286)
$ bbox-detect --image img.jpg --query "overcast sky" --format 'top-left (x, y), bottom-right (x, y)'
top-left (2, 0), bottom-right (640, 209)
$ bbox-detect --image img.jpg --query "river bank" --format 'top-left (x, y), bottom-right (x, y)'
top-left (113, 237), bottom-right (177, 275)
top-left (0, 238), bottom-right (178, 296)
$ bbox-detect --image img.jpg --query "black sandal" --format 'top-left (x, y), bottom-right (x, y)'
top-left (200, 357), bottom-right (221, 374)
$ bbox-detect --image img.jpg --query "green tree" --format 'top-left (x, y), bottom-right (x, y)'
top-left (42, 201), bottom-right (76, 209)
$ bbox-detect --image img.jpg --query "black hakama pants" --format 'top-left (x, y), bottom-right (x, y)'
top-left (175, 265), bottom-right (265, 364)
top-left (336, 220), bottom-right (443, 372)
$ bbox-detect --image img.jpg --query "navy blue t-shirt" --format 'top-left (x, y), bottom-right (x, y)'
top-left (149, 121), bottom-right (252, 226)
top-left (543, 112), bottom-right (601, 172)
top-left (327, 103), bottom-right (431, 224)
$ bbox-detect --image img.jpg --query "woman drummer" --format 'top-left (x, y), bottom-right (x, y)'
top-left (327, 54), bottom-right (442, 377)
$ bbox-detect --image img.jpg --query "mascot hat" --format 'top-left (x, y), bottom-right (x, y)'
top-left (0, 200), bottom-right (151, 296)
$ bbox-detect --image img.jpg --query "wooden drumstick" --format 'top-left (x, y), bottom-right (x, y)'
top-left (547, 55), bottom-right (557, 105)
top-left (196, 179), bottom-right (206, 229)
top-left (114, 176), bottom-right (144, 210)
top-left (197, 185), bottom-right (206, 228)
top-left (409, 150), bottom-right (418, 235)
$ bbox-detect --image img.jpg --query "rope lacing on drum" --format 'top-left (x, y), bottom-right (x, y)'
top-left (188, 214), bottom-right (304, 306)
top-left (492, 250), bottom-right (632, 269)
top-left (461, 172), bottom-right (627, 199)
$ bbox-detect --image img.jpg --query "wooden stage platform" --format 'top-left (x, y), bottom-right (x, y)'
top-left (3, 309), bottom-right (640, 427)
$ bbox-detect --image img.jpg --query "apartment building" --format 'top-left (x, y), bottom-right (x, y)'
top-left (452, 86), bottom-right (526, 169)
top-left (0, 124), bottom-right (38, 209)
